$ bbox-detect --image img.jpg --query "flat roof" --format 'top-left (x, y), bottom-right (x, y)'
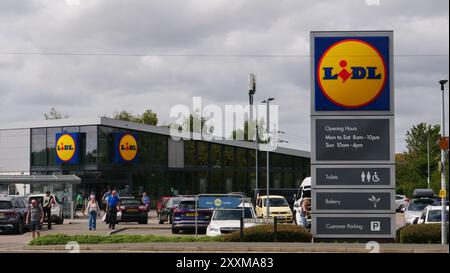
top-left (0, 117), bottom-right (310, 158)
top-left (0, 175), bottom-right (81, 184)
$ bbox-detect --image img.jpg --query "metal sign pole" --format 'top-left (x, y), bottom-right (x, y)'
top-left (195, 195), bottom-right (198, 238)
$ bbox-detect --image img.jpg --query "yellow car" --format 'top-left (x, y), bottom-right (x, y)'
top-left (255, 195), bottom-right (293, 223)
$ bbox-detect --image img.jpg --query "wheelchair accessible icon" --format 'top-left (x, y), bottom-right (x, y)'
top-left (361, 171), bottom-right (381, 183)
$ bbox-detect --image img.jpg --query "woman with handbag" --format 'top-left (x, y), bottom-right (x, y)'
top-left (87, 195), bottom-right (100, 230)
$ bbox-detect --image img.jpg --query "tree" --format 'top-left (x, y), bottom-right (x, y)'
top-left (396, 122), bottom-right (447, 196)
top-left (140, 109), bottom-right (158, 126)
top-left (172, 112), bottom-right (214, 134)
top-left (230, 119), bottom-right (267, 142)
top-left (113, 110), bottom-right (137, 122)
top-left (113, 109), bottom-right (158, 126)
top-left (44, 107), bottom-right (68, 120)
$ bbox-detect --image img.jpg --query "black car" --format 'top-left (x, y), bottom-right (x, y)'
top-left (117, 197), bottom-right (148, 224)
top-left (158, 196), bottom-right (182, 224)
top-left (0, 195), bottom-right (29, 234)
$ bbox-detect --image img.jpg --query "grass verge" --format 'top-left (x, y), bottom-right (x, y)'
top-left (29, 234), bottom-right (221, 245)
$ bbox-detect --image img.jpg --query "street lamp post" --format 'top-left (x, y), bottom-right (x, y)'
top-left (249, 74), bottom-right (258, 193)
top-left (438, 79), bottom-right (448, 245)
top-left (262, 98), bottom-right (275, 218)
top-left (427, 128), bottom-right (430, 189)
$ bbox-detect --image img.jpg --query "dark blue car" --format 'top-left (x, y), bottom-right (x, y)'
top-left (171, 198), bottom-right (212, 234)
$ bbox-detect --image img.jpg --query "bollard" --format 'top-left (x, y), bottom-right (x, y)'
top-left (274, 216), bottom-right (278, 242)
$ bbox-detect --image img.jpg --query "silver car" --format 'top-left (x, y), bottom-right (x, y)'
top-left (404, 198), bottom-right (435, 225)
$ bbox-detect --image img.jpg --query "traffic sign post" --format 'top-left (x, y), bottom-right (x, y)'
top-left (194, 194), bottom-right (245, 240)
top-left (310, 31), bottom-right (395, 239)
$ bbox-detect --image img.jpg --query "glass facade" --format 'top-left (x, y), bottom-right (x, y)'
top-left (30, 124), bottom-right (310, 206)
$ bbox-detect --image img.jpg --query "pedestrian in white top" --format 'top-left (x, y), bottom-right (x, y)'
top-left (87, 195), bottom-right (99, 230)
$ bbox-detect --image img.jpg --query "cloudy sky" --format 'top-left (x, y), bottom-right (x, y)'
top-left (0, 0), bottom-right (448, 152)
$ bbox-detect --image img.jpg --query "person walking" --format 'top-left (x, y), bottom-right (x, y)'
top-left (102, 188), bottom-right (112, 224)
top-left (300, 197), bottom-right (311, 228)
top-left (76, 192), bottom-right (84, 214)
top-left (107, 190), bottom-right (120, 229)
top-left (42, 191), bottom-right (55, 229)
top-left (26, 199), bottom-right (44, 239)
top-left (87, 195), bottom-right (100, 230)
top-left (142, 192), bottom-right (151, 213)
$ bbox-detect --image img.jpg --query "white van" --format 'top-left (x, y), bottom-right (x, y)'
top-left (293, 177), bottom-right (311, 228)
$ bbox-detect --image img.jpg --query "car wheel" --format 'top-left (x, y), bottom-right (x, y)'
top-left (16, 219), bottom-right (24, 234)
top-left (172, 227), bottom-right (179, 234)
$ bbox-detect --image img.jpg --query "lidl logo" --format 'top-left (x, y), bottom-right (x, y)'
top-left (118, 134), bottom-right (138, 162)
top-left (314, 36), bottom-right (390, 111)
top-left (55, 133), bottom-right (79, 164)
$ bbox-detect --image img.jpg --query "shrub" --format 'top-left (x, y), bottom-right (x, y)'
top-left (29, 234), bottom-right (219, 245)
top-left (398, 224), bottom-right (448, 244)
top-left (222, 224), bottom-right (312, 242)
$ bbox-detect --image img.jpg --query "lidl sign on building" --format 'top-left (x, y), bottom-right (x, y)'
top-left (55, 132), bottom-right (80, 164)
top-left (310, 31), bottom-right (395, 239)
top-left (114, 133), bottom-right (138, 163)
top-left (313, 33), bottom-right (392, 113)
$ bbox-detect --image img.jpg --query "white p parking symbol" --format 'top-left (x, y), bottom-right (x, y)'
top-left (370, 221), bottom-right (381, 231)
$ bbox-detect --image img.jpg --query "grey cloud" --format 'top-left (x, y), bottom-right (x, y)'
top-left (0, 0), bottom-right (448, 153)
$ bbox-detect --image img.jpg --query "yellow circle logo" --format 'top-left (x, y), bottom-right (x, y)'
top-left (214, 198), bottom-right (223, 207)
top-left (56, 134), bottom-right (76, 162)
top-left (119, 134), bottom-right (138, 161)
top-left (318, 39), bottom-right (386, 108)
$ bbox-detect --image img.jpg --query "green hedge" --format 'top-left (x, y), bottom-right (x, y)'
top-left (222, 224), bottom-right (312, 242)
top-left (29, 234), bottom-right (219, 245)
top-left (397, 224), bottom-right (449, 244)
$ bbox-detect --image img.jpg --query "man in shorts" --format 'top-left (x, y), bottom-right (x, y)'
top-left (26, 199), bottom-right (44, 239)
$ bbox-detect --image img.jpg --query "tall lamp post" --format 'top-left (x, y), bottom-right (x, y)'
top-left (438, 79), bottom-right (448, 245)
top-left (249, 74), bottom-right (258, 193)
top-left (262, 98), bottom-right (275, 218)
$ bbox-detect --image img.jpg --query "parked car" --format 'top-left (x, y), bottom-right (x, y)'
top-left (116, 197), bottom-right (148, 224)
top-left (171, 197), bottom-right (212, 234)
top-left (27, 194), bottom-right (64, 224)
top-left (415, 205), bottom-right (448, 224)
top-left (416, 205), bottom-right (449, 224)
top-left (156, 196), bottom-right (172, 216)
top-left (395, 194), bottom-right (410, 212)
top-left (0, 195), bottom-right (29, 234)
top-left (404, 198), bottom-right (436, 225)
top-left (253, 188), bottom-right (298, 211)
top-left (293, 177), bottom-right (311, 227)
top-left (158, 196), bottom-right (182, 224)
top-left (255, 195), bottom-right (293, 223)
top-left (206, 202), bottom-right (257, 236)
top-left (404, 189), bottom-right (436, 225)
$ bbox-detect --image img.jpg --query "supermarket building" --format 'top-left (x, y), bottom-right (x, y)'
top-left (0, 117), bottom-right (310, 203)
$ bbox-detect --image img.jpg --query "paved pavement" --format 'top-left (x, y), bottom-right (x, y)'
top-left (4, 242), bottom-right (448, 253)
top-left (0, 212), bottom-right (423, 253)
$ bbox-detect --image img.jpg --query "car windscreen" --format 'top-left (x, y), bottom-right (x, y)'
top-left (408, 199), bottom-right (435, 211)
top-left (29, 197), bottom-right (44, 205)
top-left (428, 210), bottom-right (449, 222)
top-left (168, 198), bottom-right (182, 208)
top-left (0, 201), bottom-right (12, 209)
top-left (264, 198), bottom-right (288, 207)
top-left (178, 201), bottom-right (195, 210)
top-left (213, 208), bottom-right (254, 220)
top-left (121, 199), bottom-right (141, 206)
top-left (301, 188), bottom-right (311, 199)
